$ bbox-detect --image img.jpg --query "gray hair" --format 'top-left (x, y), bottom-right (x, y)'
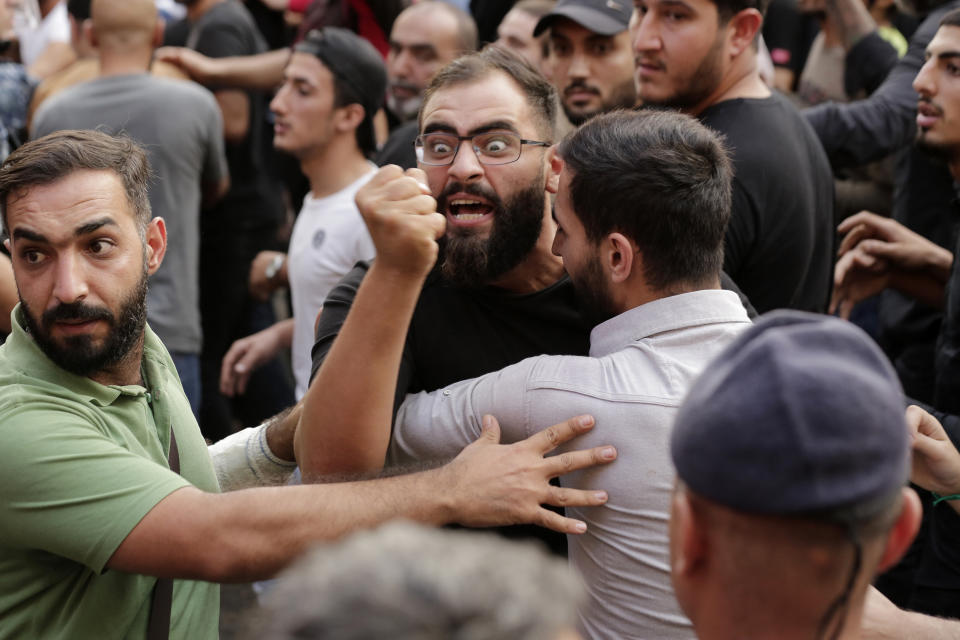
top-left (248, 521), bottom-right (584, 639)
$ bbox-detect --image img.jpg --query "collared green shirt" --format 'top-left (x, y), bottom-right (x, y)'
top-left (0, 306), bottom-right (220, 639)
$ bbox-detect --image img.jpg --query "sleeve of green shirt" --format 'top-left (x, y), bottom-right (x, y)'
top-left (0, 402), bottom-right (191, 573)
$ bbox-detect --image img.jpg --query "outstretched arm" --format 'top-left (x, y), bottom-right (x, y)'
top-left (296, 166), bottom-right (444, 479)
top-left (154, 47), bottom-right (290, 91)
top-left (111, 415), bottom-right (615, 582)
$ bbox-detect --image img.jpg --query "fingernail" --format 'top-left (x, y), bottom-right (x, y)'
top-left (579, 415), bottom-right (593, 427)
top-left (573, 521), bottom-right (587, 533)
top-left (594, 491), bottom-right (608, 502)
top-left (600, 446), bottom-right (616, 460)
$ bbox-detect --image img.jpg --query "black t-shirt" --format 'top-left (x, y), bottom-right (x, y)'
top-left (164, 1), bottom-right (284, 231)
top-left (311, 261), bottom-right (590, 555)
top-left (311, 261), bottom-right (592, 413)
top-left (699, 93), bottom-right (834, 313)
top-left (376, 120), bottom-right (418, 170)
top-left (762, 0), bottom-right (819, 80)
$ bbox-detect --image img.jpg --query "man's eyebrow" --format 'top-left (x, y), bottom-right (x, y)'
top-left (74, 217), bottom-right (118, 236)
top-left (937, 50), bottom-right (960, 61)
top-left (11, 228), bottom-right (47, 243)
top-left (422, 121), bottom-right (522, 137)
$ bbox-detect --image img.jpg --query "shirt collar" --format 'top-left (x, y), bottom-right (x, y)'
top-left (4, 304), bottom-right (160, 407)
top-left (588, 289), bottom-right (751, 358)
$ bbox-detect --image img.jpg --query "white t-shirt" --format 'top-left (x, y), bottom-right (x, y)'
top-left (287, 166), bottom-right (377, 398)
top-left (15, 0), bottom-right (69, 67)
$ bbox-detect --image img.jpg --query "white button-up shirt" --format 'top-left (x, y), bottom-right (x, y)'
top-left (393, 289), bottom-right (752, 639)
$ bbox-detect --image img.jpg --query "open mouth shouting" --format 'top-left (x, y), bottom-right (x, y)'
top-left (439, 184), bottom-right (501, 229)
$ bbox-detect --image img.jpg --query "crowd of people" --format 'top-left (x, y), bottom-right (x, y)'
top-left (3, 0), bottom-right (960, 638)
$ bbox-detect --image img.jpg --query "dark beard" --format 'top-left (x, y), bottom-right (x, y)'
top-left (437, 169), bottom-right (546, 288)
top-left (570, 255), bottom-right (618, 327)
top-left (640, 34), bottom-right (724, 112)
top-left (563, 78), bottom-right (638, 126)
top-left (915, 131), bottom-right (959, 164)
top-left (22, 270), bottom-right (149, 377)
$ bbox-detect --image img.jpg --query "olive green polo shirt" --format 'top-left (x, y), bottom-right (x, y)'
top-left (0, 306), bottom-right (220, 639)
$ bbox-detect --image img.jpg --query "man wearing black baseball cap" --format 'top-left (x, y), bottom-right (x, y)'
top-left (534, 0), bottom-right (637, 125)
top-left (221, 27), bottom-right (386, 402)
top-left (669, 312), bottom-right (922, 639)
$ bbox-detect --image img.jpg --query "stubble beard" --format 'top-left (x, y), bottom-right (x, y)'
top-left (640, 34), bottom-right (725, 112)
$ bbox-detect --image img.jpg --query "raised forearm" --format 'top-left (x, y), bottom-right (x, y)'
top-left (297, 262), bottom-right (426, 478)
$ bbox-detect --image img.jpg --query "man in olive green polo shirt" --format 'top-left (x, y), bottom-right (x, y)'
top-left (0, 129), bottom-right (615, 639)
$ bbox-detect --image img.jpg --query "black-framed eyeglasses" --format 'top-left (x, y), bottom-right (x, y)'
top-left (415, 131), bottom-right (552, 166)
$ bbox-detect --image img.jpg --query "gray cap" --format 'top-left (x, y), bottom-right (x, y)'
top-left (533, 0), bottom-right (632, 36)
top-left (671, 311), bottom-right (909, 520)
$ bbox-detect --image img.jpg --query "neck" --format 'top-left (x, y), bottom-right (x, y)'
top-left (691, 583), bottom-right (867, 640)
top-left (619, 276), bottom-right (721, 312)
top-left (186, 0), bottom-right (223, 22)
top-left (88, 333), bottom-right (146, 387)
top-left (684, 53), bottom-right (770, 117)
top-left (488, 207), bottom-right (565, 293)
top-left (301, 138), bottom-right (371, 199)
top-left (98, 47), bottom-right (152, 76)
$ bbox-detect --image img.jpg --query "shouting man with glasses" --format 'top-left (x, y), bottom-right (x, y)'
top-left (301, 47), bottom-right (587, 557)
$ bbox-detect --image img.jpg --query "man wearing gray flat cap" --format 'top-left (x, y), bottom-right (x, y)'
top-left (669, 311), bottom-right (923, 640)
top-left (534, 0), bottom-right (637, 126)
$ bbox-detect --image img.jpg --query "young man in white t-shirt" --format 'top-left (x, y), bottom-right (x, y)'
top-left (219, 27), bottom-right (384, 399)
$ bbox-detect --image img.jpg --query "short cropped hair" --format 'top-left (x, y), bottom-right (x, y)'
top-left (420, 44), bottom-right (558, 139)
top-left (0, 129), bottom-right (152, 234)
top-left (558, 110), bottom-right (731, 292)
top-left (249, 521), bottom-right (584, 640)
top-left (941, 7), bottom-right (960, 27)
top-left (713, 0), bottom-right (769, 22)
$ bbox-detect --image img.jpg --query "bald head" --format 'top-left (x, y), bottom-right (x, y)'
top-left (91, 0), bottom-right (158, 50)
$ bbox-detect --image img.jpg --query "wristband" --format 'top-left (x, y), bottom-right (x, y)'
top-left (265, 254), bottom-right (285, 281)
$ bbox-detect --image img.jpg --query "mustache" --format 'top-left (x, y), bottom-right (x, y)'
top-left (437, 182), bottom-right (503, 213)
top-left (42, 301), bottom-right (113, 328)
top-left (564, 79), bottom-right (600, 96)
top-left (918, 97), bottom-right (943, 117)
top-left (388, 79), bottom-right (420, 93)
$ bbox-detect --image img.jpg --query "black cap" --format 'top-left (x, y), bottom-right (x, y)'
top-left (533, 0), bottom-right (632, 37)
top-left (671, 311), bottom-right (909, 521)
top-left (294, 27), bottom-right (387, 121)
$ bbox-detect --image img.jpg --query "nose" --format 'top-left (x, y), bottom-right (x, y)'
top-left (389, 48), bottom-right (413, 80)
top-left (270, 84), bottom-right (289, 116)
top-left (568, 49), bottom-right (589, 80)
top-left (51, 252), bottom-right (88, 306)
top-left (913, 58), bottom-right (936, 97)
top-left (446, 140), bottom-right (485, 183)
top-left (629, 9), bottom-right (660, 55)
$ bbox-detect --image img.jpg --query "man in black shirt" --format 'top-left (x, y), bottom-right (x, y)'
top-left (833, 11), bottom-right (960, 616)
top-left (630, 0), bottom-right (835, 313)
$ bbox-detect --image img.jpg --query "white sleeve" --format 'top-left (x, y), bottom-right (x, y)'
top-left (206, 425), bottom-right (297, 491)
top-left (388, 356), bottom-right (541, 467)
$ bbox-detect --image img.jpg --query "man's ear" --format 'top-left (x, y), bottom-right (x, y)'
top-left (152, 20), bottom-right (164, 49)
top-left (83, 19), bottom-right (97, 49)
top-left (336, 104), bottom-right (366, 135)
top-left (726, 9), bottom-right (763, 58)
top-left (605, 232), bottom-right (637, 284)
top-left (545, 147), bottom-right (562, 195)
top-left (876, 488), bottom-right (922, 573)
top-left (672, 490), bottom-right (708, 578)
top-left (144, 217), bottom-right (167, 276)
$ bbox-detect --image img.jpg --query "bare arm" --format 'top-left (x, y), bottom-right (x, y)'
top-left (154, 47), bottom-right (289, 91)
top-left (111, 415), bottom-right (615, 582)
top-left (215, 89), bottom-right (250, 143)
top-left (296, 166), bottom-right (444, 478)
